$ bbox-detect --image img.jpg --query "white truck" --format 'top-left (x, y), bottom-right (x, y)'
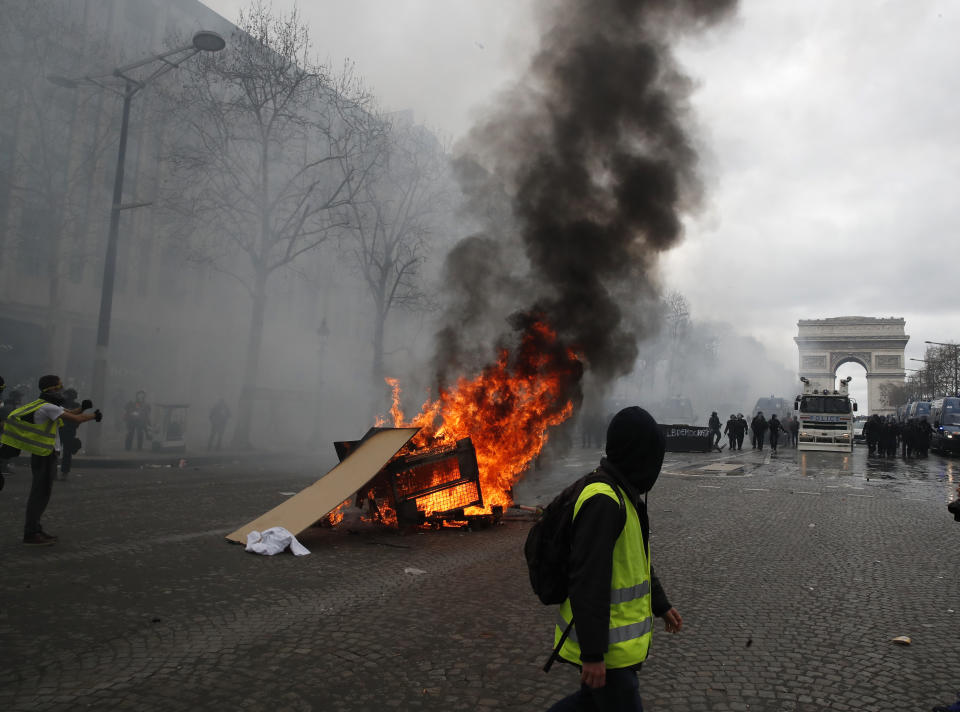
top-left (794, 376), bottom-right (858, 452)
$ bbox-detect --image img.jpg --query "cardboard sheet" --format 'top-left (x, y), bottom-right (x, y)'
top-left (226, 427), bottom-right (419, 543)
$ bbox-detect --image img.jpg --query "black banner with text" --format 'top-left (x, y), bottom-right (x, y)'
top-left (660, 424), bottom-right (713, 453)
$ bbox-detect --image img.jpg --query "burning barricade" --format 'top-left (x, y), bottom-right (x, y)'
top-left (331, 430), bottom-right (502, 529)
top-left (227, 317), bottom-right (581, 544)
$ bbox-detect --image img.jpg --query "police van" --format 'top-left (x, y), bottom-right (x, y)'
top-left (904, 400), bottom-right (932, 423)
top-left (930, 397), bottom-right (960, 454)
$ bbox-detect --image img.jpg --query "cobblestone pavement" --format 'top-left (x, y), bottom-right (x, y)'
top-left (0, 444), bottom-right (958, 711)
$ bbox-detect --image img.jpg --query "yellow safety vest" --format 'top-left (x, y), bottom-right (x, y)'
top-left (0, 399), bottom-right (60, 456)
top-left (554, 481), bottom-right (654, 669)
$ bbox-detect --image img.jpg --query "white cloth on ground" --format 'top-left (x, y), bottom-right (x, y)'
top-left (244, 527), bottom-right (310, 556)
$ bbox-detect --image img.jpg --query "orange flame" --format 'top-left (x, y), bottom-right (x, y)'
top-left (385, 318), bottom-right (582, 513)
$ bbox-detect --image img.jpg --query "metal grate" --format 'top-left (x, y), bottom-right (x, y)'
top-left (416, 481), bottom-right (480, 514)
top-left (393, 458), bottom-right (461, 499)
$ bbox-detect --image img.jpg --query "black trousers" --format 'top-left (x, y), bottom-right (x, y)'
top-left (25, 452), bottom-right (58, 538)
top-left (60, 426), bottom-right (78, 475)
top-left (547, 667), bottom-right (643, 711)
top-left (125, 424), bottom-right (147, 451)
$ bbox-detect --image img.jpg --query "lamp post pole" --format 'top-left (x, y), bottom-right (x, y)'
top-left (88, 80), bottom-right (134, 453)
top-left (48, 32), bottom-right (225, 454)
top-left (910, 358), bottom-right (930, 400)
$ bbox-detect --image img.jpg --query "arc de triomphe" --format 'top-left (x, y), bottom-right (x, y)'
top-left (794, 317), bottom-right (908, 416)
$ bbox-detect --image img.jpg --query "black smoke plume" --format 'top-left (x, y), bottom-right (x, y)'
top-left (435, 0), bottom-right (738, 398)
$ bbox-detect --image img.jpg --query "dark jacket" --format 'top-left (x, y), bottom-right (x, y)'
top-left (724, 417), bottom-right (737, 436)
top-left (567, 407), bottom-right (672, 664)
top-left (768, 416), bottom-right (783, 436)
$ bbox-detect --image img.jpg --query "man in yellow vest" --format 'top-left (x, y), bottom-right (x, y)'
top-left (1, 374), bottom-right (101, 545)
top-left (548, 406), bottom-right (682, 711)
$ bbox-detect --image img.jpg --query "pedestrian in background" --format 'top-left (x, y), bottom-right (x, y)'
top-left (547, 406), bottom-right (682, 711)
top-left (124, 390), bottom-right (151, 451)
top-left (768, 413), bottom-right (783, 453)
top-left (723, 414), bottom-right (737, 451)
top-left (751, 411), bottom-right (767, 450)
top-left (864, 414), bottom-right (880, 455)
top-left (708, 411), bottom-right (721, 450)
top-left (0, 387), bottom-right (23, 422)
top-left (789, 414), bottom-right (799, 448)
top-left (207, 398), bottom-right (231, 451)
top-left (0, 384), bottom-right (23, 477)
top-left (886, 417), bottom-right (901, 459)
top-left (917, 416), bottom-right (933, 457)
top-left (0, 375), bottom-right (101, 545)
top-left (734, 413), bottom-right (747, 450)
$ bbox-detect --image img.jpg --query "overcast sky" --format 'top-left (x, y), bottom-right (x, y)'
top-left (202, 0), bottom-right (960, 407)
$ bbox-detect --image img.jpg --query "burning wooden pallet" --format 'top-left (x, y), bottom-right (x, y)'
top-left (334, 429), bottom-right (502, 528)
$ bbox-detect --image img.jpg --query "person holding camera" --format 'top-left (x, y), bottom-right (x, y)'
top-left (0, 375), bottom-right (101, 545)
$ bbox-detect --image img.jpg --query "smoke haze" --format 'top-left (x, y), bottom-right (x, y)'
top-left (435, 0), bottom-right (738, 406)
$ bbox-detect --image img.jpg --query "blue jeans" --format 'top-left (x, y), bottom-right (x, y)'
top-left (547, 667), bottom-right (643, 711)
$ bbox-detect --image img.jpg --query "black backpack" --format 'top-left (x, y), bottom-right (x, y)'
top-left (524, 470), bottom-right (626, 605)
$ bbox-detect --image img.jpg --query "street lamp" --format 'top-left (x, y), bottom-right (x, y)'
top-left (48, 32), bottom-right (225, 454)
top-left (925, 340), bottom-right (959, 396)
top-left (910, 359), bottom-right (931, 400)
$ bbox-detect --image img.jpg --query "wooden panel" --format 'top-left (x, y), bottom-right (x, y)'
top-left (225, 427), bottom-right (419, 543)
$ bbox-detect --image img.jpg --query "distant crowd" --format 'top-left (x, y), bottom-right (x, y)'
top-left (862, 414), bottom-right (933, 458)
top-left (709, 411), bottom-right (799, 452)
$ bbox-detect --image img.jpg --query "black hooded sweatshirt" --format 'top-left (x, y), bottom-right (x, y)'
top-left (567, 406), bottom-right (673, 665)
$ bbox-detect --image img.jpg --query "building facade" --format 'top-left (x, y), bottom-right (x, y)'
top-left (0, 0), bottom-right (434, 449)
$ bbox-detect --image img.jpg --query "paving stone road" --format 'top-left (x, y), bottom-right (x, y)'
top-left (0, 444), bottom-right (958, 711)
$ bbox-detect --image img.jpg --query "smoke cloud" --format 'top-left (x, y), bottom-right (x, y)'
top-left (436, 0), bottom-right (739, 394)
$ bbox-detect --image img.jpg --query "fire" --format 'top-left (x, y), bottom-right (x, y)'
top-left (385, 318), bottom-right (582, 513)
top-left (327, 498), bottom-right (351, 526)
top-left (327, 494), bottom-right (399, 527)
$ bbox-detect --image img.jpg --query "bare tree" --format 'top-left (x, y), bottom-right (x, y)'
top-left (342, 115), bottom-right (452, 403)
top-left (663, 290), bottom-right (690, 391)
top-left (157, 2), bottom-right (383, 447)
top-left (923, 343), bottom-right (960, 397)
